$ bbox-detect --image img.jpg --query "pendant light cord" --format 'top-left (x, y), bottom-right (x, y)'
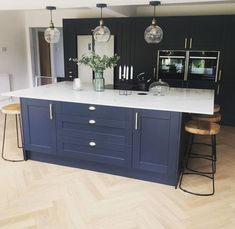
top-left (101, 7), bottom-right (103, 19)
top-left (50, 9), bottom-right (53, 24)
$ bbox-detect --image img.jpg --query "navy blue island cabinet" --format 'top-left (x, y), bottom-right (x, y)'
top-left (21, 98), bottom-right (57, 155)
top-left (133, 109), bottom-right (182, 184)
top-left (21, 98), bottom-right (184, 186)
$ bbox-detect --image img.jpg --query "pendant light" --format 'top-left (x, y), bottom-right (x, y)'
top-left (144, 1), bottom-right (163, 44)
top-left (93, 3), bottom-right (111, 43)
top-left (44, 6), bottom-right (60, 44)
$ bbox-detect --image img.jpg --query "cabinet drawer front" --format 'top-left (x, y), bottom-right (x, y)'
top-left (58, 129), bottom-right (126, 145)
top-left (57, 114), bottom-right (127, 136)
top-left (57, 102), bottom-right (129, 120)
top-left (57, 135), bottom-right (132, 167)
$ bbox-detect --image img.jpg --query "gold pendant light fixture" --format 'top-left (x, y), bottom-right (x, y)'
top-left (144, 1), bottom-right (163, 44)
top-left (44, 6), bottom-right (60, 44)
top-left (93, 3), bottom-right (111, 43)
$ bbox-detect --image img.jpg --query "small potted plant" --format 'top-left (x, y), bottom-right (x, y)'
top-left (70, 52), bottom-right (120, 92)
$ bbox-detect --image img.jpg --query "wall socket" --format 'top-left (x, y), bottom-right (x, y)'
top-left (1, 47), bottom-right (7, 52)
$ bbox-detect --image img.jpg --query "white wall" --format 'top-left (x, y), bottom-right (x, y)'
top-left (24, 8), bottom-right (118, 87)
top-left (0, 11), bottom-right (28, 90)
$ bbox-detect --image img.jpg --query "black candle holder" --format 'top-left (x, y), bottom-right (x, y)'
top-left (118, 78), bottom-right (133, 96)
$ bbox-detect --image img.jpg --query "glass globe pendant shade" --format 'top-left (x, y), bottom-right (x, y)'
top-left (144, 18), bottom-right (163, 44)
top-left (44, 24), bottom-right (60, 43)
top-left (93, 19), bottom-right (111, 43)
top-left (44, 6), bottom-right (60, 44)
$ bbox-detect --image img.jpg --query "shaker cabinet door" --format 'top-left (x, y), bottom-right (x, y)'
top-left (21, 98), bottom-right (57, 154)
top-left (160, 17), bottom-right (190, 50)
top-left (189, 17), bottom-right (226, 50)
top-left (132, 109), bottom-right (181, 177)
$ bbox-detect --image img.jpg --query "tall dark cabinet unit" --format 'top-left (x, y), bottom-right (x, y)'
top-left (217, 17), bottom-right (235, 126)
top-left (63, 15), bottom-right (235, 126)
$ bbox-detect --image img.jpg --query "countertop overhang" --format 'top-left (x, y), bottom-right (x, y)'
top-left (2, 82), bottom-right (214, 114)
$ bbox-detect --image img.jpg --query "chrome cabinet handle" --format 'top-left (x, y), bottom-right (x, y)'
top-left (89, 141), bottom-right (96, 147)
top-left (89, 106), bottom-right (96, 111)
top-left (215, 70), bottom-right (222, 83)
top-left (89, 120), bottom-right (96, 124)
top-left (49, 104), bottom-right (53, 120)
top-left (184, 38), bottom-right (187, 49)
top-left (135, 112), bottom-right (138, 130)
top-left (219, 70), bottom-right (222, 81)
top-left (189, 38), bottom-right (193, 49)
top-left (217, 84), bottom-right (220, 95)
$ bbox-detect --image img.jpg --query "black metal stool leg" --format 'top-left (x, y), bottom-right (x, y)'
top-left (1, 114), bottom-right (7, 160)
top-left (178, 134), bottom-right (193, 191)
top-left (16, 114), bottom-right (22, 148)
top-left (186, 134), bottom-right (194, 170)
top-left (19, 114), bottom-right (27, 161)
top-left (1, 114), bottom-right (24, 162)
top-left (212, 135), bottom-right (217, 174)
top-left (179, 132), bottom-right (216, 196)
top-left (186, 134), bottom-right (216, 175)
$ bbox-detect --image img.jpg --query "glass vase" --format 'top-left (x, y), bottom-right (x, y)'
top-left (93, 71), bottom-right (105, 92)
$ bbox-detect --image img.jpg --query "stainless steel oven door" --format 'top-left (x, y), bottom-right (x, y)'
top-left (188, 51), bottom-right (220, 81)
top-left (157, 50), bottom-right (187, 81)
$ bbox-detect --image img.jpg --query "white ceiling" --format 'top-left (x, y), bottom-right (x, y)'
top-left (0, 0), bottom-right (232, 10)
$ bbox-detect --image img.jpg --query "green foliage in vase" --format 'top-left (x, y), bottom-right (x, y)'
top-left (69, 52), bottom-right (120, 73)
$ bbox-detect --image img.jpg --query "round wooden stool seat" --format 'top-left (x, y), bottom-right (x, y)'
top-left (1, 103), bottom-right (21, 115)
top-left (185, 120), bottom-right (220, 136)
top-left (191, 113), bottom-right (221, 123)
top-left (214, 104), bottom-right (220, 113)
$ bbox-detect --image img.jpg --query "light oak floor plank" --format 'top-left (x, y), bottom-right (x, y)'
top-left (0, 113), bottom-right (235, 229)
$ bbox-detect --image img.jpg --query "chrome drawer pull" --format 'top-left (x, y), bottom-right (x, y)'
top-left (135, 112), bottom-right (138, 130)
top-left (49, 104), bottom-right (53, 120)
top-left (189, 38), bottom-right (193, 49)
top-left (89, 142), bottom-right (96, 147)
top-left (89, 106), bottom-right (96, 111)
top-left (184, 38), bottom-right (187, 49)
top-left (89, 120), bottom-right (96, 124)
top-left (219, 70), bottom-right (222, 81)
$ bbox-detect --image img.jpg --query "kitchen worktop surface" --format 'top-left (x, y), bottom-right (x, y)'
top-left (2, 81), bottom-right (214, 114)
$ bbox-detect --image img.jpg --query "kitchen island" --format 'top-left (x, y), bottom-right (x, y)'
top-left (2, 82), bottom-right (214, 186)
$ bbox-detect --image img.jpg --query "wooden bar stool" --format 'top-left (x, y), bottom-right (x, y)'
top-left (191, 113), bottom-right (221, 123)
top-left (1, 103), bottom-right (25, 162)
top-left (191, 111), bottom-right (221, 166)
top-left (214, 104), bottom-right (220, 113)
top-left (179, 120), bottom-right (220, 196)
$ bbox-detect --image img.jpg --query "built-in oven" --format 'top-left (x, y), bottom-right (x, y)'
top-left (187, 51), bottom-right (220, 81)
top-left (157, 50), bottom-right (187, 81)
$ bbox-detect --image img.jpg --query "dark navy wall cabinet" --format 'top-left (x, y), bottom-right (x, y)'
top-left (21, 98), bottom-right (183, 186)
top-left (21, 98), bottom-right (57, 154)
top-left (133, 109), bottom-right (181, 182)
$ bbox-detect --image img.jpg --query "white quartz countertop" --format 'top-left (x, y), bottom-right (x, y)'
top-left (2, 81), bottom-right (214, 114)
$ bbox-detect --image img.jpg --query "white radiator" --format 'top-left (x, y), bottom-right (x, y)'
top-left (0, 74), bottom-right (11, 101)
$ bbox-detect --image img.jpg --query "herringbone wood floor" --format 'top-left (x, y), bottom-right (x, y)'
top-left (0, 113), bottom-right (235, 229)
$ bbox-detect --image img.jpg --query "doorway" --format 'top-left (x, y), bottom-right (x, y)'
top-left (38, 31), bottom-right (51, 85)
top-left (30, 28), bottom-right (64, 87)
